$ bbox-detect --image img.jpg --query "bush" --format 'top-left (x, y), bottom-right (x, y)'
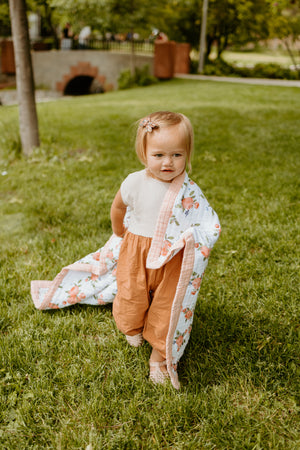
top-left (203, 59), bottom-right (237, 77)
top-left (190, 59), bottom-right (199, 74)
top-left (197, 58), bottom-right (299, 80)
top-left (118, 65), bottom-right (158, 90)
top-left (118, 69), bottom-right (136, 90)
top-left (250, 63), bottom-right (298, 80)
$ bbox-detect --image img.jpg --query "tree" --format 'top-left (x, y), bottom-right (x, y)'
top-left (159, 0), bottom-right (202, 48)
top-left (49, 0), bottom-right (162, 71)
top-left (267, 0), bottom-right (300, 75)
top-left (27, 0), bottom-right (61, 49)
top-left (162, 0), bottom-right (269, 60)
top-left (105, 0), bottom-right (159, 70)
top-left (49, 0), bottom-right (162, 40)
top-left (198, 0), bottom-right (208, 72)
top-left (0, 0), bottom-right (11, 35)
top-left (203, 0), bottom-right (269, 59)
top-left (49, 0), bottom-right (110, 37)
top-left (9, 0), bottom-right (40, 155)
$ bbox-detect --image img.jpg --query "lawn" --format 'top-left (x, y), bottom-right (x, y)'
top-left (190, 46), bottom-right (298, 70)
top-left (216, 49), bottom-right (296, 68)
top-left (0, 79), bottom-right (299, 449)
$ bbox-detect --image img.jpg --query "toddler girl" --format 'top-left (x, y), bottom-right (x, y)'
top-left (111, 111), bottom-right (219, 385)
top-left (31, 110), bottom-right (220, 389)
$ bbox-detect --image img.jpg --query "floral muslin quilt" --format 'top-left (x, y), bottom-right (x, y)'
top-left (31, 171), bottom-right (221, 389)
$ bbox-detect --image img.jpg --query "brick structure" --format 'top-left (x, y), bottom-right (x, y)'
top-left (1, 40), bottom-right (16, 74)
top-left (175, 43), bottom-right (191, 74)
top-left (56, 61), bottom-right (113, 93)
top-left (154, 41), bottom-right (176, 79)
top-left (154, 42), bottom-right (191, 79)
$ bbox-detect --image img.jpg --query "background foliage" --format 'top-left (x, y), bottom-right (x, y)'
top-left (1, 0), bottom-right (299, 62)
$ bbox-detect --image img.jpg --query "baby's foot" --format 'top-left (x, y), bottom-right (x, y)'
top-left (149, 348), bottom-right (169, 384)
top-left (125, 332), bottom-right (144, 347)
top-left (149, 360), bottom-right (169, 384)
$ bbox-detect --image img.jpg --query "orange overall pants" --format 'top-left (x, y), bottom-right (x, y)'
top-left (113, 232), bottom-right (183, 358)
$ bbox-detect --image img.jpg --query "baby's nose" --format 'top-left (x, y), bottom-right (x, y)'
top-left (164, 156), bottom-right (173, 165)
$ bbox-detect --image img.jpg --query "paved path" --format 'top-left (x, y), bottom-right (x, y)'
top-left (175, 73), bottom-right (300, 88)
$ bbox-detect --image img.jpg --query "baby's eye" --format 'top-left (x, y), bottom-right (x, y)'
top-left (174, 153), bottom-right (183, 157)
top-left (154, 154), bottom-right (163, 158)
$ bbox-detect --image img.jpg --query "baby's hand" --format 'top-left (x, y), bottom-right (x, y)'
top-left (114, 225), bottom-right (126, 238)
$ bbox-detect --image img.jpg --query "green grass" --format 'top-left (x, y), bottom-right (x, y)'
top-left (190, 47), bottom-right (298, 69)
top-left (216, 49), bottom-right (296, 68)
top-left (0, 79), bottom-right (299, 449)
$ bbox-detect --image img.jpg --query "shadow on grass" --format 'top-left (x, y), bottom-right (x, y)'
top-left (179, 302), bottom-right (298, 400)
top-left (31, 295), bottom-right (298, 403)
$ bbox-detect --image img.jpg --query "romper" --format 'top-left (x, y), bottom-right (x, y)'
top-left (112, 170), bottom-right (183, 358)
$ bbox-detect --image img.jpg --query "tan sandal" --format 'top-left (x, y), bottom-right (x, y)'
top-left (125, 333), bottom-right (144, 347)
top-left (149, 360), bottom-right (169, 384)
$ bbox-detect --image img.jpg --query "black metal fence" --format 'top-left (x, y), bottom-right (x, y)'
top-left (73, 39), bottom-right (154, 53)
top-left (47, 38), bottom-right (154, 53)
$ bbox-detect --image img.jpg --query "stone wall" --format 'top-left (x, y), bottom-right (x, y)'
top-left (31, 50), bottom-right (154, 91)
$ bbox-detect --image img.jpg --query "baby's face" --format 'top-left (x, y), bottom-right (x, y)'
top-left (146, 125), bottom-right (187, 182)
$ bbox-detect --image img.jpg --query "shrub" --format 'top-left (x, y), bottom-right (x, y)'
top-left (250, 63), bottom-right (298, 80)
top-left (203, 59), bottom-right (237, 77)
top-left (118, 69), bottom-right (136, 90)
top-left (118, 65), bottom-right (158, 90)
top-left (190, 59), bottom-right (199, 74)
top-left (194, 58), bottom-right (299, 80)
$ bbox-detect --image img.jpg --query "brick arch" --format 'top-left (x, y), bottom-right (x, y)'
top-left (56, 61), bottom-right (113, 93)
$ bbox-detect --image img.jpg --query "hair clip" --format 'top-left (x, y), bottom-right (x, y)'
top-left (140, 118), bottom-right (157, 133)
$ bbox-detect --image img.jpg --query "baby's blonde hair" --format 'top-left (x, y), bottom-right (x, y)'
top-left (135, 111), bottom-right (194, 172)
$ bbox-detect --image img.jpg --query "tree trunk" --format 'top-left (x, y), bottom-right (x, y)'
top-left (206, 34), bottom-right (214, 62)
top-left (198, 0), bottom-right (209, 73)
top-left (283, 38), bottom-right (300, 78)
top-left (9, 0), bottom-right (40, 155)
top-left (130, 27), bottom-right (135, 74)
top-left (44, 3), bottom-right (60, 50)
top-left (217, 34), bottom-right (228, 59)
